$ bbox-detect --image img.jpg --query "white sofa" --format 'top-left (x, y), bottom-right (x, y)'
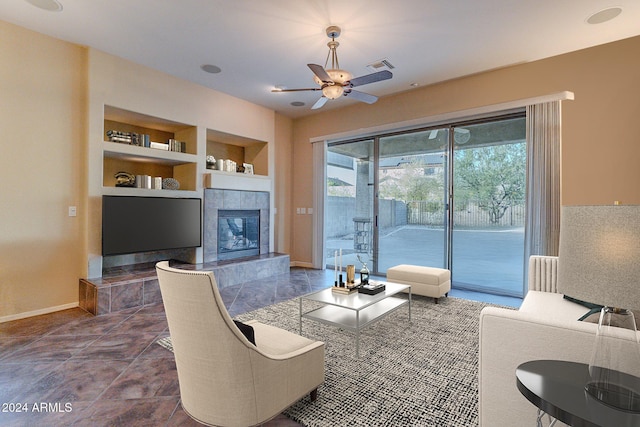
top-left (479, 255), bottom-right (640, 426)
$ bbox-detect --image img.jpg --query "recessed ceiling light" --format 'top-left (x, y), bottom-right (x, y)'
top-left (25, 0), bottom-right (63, 11)
top-left (290, 101), bottom-right (305, 107)
top-left (201, 64), bottom-right (222, 74)
top-left (586, 7), bottom-right (622, 24)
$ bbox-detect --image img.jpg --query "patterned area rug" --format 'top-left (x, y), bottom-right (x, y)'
top-left (158, 295), bottom-right (508, 426)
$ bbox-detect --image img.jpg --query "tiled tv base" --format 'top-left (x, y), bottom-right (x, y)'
top-left (79, 253), bottom-right (290, 316)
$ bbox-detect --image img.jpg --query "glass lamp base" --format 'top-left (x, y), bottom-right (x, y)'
top-left (586, 381), bottom-right (640, 412)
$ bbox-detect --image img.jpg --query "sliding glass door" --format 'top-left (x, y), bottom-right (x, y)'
top-left (325, 114), bottom-right (527, 297)
top-left (326, 139), bottom-right (374, 275)
top-left (377, 129), bottom-right (448, 274)
top-left (451, 118), bottom-right (526, 297)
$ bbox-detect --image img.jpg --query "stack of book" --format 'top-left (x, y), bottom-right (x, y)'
top-left (106, 130), bottom-right (150, 147)
top-left (358, 281), bottom-right (385, 295)
top-left (106, 130), bottom-right (186, 153)
top-left (167, 139), bottom-right (186, 153)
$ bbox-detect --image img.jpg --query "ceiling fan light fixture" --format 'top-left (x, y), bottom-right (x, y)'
top-left (328, 69), bottom-right (352, 85)
top-left (313, 68), bottom-right (352, 85)
top-left (322, 84), bottom-right (344, 99)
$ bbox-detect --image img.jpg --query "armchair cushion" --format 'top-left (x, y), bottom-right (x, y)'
top-left (245, 320), bottom-right (320, 356)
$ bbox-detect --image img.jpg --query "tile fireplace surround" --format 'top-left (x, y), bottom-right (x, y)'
top-left (79, 189), bottom-right (286, 316)
top-left (203, 188), bottom-right (270, 262)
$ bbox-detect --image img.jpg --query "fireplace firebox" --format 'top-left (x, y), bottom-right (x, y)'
top-left (218, 210), bottom-right (260, 260)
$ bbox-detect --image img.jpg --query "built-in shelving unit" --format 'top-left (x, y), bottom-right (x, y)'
top-left (206, 128), bottom-right (268, 177)
top-left (102, 106), bottom-right (199, 193)
top-left (86, 50), bottom-right (277, 279)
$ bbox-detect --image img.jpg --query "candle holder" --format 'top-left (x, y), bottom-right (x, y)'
top-left (357, 254), bottom-right (370, 285)
top-left (346, 265), bottom-right (355, 284)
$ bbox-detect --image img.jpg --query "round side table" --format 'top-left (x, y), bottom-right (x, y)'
top-left (516, 360), bottom-right (640, 427)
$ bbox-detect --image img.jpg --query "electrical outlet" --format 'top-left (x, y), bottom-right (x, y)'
top-left (300, 207), bottom-right (306, 214)
top-left (296, 207), bottom-right (301, 214)
top-left (307, 208), bottom-right (313, 215)
top-left (68, 206), bottom-right (77, 217)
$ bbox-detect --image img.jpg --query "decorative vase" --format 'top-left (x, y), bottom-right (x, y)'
top-left (360, 263), bottom-right (369, 285)
top-left (586, 307), bottom-right (640, 411)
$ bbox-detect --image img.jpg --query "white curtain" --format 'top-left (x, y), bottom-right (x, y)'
top-left (524, 101), bottom-right (562, 263)
top-left (311, 140), bottom-right (326, 269)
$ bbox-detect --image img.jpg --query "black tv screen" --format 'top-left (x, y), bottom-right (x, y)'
top-left (102, 196), bottom-right (201, 256)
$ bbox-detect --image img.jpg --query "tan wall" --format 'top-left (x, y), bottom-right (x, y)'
top-left (0, 21), bottom-right (87, 319)
top-left (290, 35), bottom-right (640, 265)
top-left (274, 113), bottom-right (293, 254)
top-left (1, 21), bottom-right (278, 319)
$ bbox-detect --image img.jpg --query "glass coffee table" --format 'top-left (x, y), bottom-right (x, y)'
top-left (299, 282), bottom-right (411, 357)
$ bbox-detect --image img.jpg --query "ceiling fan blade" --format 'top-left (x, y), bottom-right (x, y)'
top-left (346, 90), bottom-right (378, 104)
top-left (271, 88), bottom-right (321, 92)
top-left (348, 70), bottom-right (393, 88)
top-left (311, 96), bottom-right (329, 110)
top-left (308, 64), bottom-right (333, 84)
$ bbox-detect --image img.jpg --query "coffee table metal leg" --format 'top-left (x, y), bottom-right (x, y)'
top-left (409, 288), bottom-right (412, 322)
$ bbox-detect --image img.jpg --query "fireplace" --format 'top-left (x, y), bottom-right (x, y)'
top-left (217, 209), bottom-right (260, 260)
top-left (203, 189), bottom-right (269, 263)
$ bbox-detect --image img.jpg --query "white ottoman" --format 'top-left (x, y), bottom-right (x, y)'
top-left (387, 264), bottom-right (451, 303)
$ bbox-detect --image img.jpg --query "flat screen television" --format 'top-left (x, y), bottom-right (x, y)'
top-left (102, 195), bottom-right (201, 256)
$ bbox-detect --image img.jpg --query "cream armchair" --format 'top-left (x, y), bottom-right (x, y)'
top-left (156, 261), bottom-right (325, 427)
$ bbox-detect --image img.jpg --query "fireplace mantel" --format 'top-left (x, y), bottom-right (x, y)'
top-left (204, 171), bottom-right (271, 193)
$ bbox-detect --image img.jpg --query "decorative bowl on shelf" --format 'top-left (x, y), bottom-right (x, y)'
top-left (114, 171), bottom-right (136, 187)
top-left (162, 178), bottom-right (180, 190)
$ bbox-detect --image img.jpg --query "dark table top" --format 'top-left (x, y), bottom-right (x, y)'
top-left (516, 360), bottom-right (640, 427)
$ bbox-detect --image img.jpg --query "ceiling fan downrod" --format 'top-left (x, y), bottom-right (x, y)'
top-left (325, 25), bottom-right (342, 70)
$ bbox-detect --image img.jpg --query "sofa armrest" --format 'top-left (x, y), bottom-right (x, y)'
top-left (479, 306), bottom-right (596, 427)
top-left (528, 255), bottom-right (559, 293)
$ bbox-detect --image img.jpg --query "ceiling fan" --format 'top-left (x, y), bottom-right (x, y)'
top-left (272, 26), bottom-right (393, 109)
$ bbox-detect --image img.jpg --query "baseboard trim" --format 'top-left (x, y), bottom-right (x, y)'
top-left (0, 302), bottom-right (79, 323)
top-left (290, 261), bottom-right (315, 268)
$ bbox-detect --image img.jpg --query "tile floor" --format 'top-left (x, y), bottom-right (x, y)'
top-left (0, 267), bottom-right (520, 426)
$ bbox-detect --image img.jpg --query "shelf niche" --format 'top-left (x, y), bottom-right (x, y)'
top-left (206, 129), bottom-right (268, 176)
top-left (103, 106), bottom-right (198, 191)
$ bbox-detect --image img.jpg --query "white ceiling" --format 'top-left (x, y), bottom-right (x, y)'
top-left (2, 0), bottom-right (640, 118)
